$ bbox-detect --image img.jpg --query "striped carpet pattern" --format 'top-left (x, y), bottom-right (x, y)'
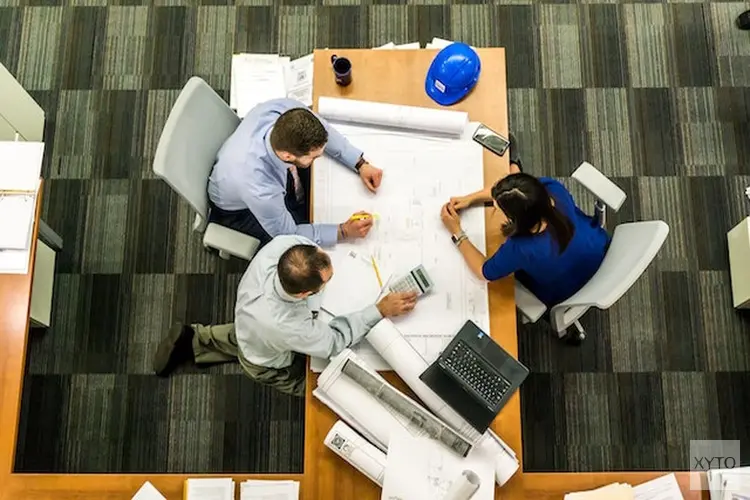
top-left (2, 0), bottom-right (749, 474)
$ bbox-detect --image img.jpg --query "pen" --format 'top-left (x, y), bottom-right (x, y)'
top-left (371, 256), bottom-right (383, 288)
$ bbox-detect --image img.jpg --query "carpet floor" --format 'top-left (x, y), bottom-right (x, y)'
top-left (1, 0), bottom-right (749, 474)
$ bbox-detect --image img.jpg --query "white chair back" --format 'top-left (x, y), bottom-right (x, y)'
top-left (153, 77), bottom-right (240, 228)
top-left (549, 220), bottom-right (669, 333)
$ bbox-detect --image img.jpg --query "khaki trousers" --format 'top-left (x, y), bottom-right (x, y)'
top-left (192, 323), bottom-right (306, 397)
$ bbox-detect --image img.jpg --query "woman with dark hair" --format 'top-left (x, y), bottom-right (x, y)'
top-left (440, 140), bottom-right (610, 310)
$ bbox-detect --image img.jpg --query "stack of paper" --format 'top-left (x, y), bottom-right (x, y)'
top-left (708, 467), bottom-right (750, 500)
top-left (230, 53), bottom-right (314, 117)
top-left (564, 473), bottom-right (685, 500)
top-left (240, 479), bottom-right (299, 500)
top-left (0, 141), bottom-right (44, 275)
top-left (184, 478), bottom-right (235, 500)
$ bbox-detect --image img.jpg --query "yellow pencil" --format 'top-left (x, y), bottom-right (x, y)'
top-left (371, 256), bottom-right (383, 288)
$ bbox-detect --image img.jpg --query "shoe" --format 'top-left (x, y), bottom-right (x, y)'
top-left (738, 10), bottom-right (750, 30)
top-left (508, 132), bottom-right (523, 172)
top-left (153, 323), bottom-right (195, 377)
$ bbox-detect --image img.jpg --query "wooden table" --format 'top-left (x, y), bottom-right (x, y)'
top-left (0, 49), bottom-right (707, 500)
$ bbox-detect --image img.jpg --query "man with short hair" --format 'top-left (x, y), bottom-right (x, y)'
top-left (153, 235), bottom-right (417, 397)
top-left (208, 99), bottom-right (383, 248)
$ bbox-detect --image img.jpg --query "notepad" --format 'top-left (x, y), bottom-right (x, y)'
top-left (240, 479), bottom-right (299, 500)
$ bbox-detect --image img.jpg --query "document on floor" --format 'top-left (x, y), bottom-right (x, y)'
top-left (184, 478), bottom-right (235, 500)
top-left (284, 54), bottom-right (313, 106)
top-left (230, 54), bottom-right (289, 117)
top-left (131, 481), bottom-right (166, 500)
top-left (240, 479), bottom-right (299, 500)
top-left (382, 427), bottom-right (494, 500)
top-left (314, 98), bottom-right (489, 366)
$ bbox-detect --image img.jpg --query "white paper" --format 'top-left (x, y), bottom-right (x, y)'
top-left (325, 420), bottom-right (387, 486)
top-left (321, 249), bottom-right (382, 317)
top-left (317, 97), bottom-right (469, 137)
top-left (185, 478), bottom-right (235, 500)
top-left (565, 483), bottom-right (633, 500)
top-left (373, 42), bottom-right (395, 50)
top-left (132, 481), bottom-right (167, 500)
top-left (709, 468), bottom-right (750, 500)
top-left (382, 427), bottom-right (494, 500)
top-left (0, 194), bottom-right (35, 250)
top-left (633, 473), bottom-right (684, 500)
top-left (0, 141), bottom-right (44, 192)
top-left (240, 480), bottom-right (299, 500)
top-left (426, 37), bottom-right (477, 51)
top-left (231, 54), bottom-right (288, 117)
top-left (313, 109), bottom-right (488, 364)
top-left (284, 54), bottom-right (314, 106)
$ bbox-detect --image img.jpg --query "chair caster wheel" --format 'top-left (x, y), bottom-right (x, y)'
top-left (738, 10), bottom-right (750, 30)
top-left (564, 331), bottom-right (584, 346)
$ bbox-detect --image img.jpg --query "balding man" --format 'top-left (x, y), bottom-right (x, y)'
top-left (153, 235), bottom-right (417, 397)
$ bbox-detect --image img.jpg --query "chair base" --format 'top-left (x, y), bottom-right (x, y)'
top-left (563, 320), bottom-right (586, 346)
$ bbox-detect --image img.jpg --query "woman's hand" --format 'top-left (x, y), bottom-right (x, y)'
top-left (449, 195), bottom-right (473, 211)
top-left (440, 203), bottom-right (463, 234)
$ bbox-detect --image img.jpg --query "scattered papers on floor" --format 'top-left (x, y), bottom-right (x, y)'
top-left (230, 53), bottom-right (313, 116)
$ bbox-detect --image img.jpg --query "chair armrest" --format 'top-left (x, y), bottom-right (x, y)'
top-left (571, 162), bottom-right (626, 212)
top-left (203, 223), bottom-right (260, 261)
top-left (515, 281), bottom-right (547, 323)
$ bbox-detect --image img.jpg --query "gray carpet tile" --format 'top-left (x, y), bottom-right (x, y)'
top-left (3, 0), bottom-right (749, 474)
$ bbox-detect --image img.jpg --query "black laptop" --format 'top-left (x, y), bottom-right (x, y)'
top-left (419, 320), bottom-right (529, 433)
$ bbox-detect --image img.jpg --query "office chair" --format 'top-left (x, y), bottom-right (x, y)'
top-left (514, 162), bottom-right (670, 342)
top-left (153, 77), bottom-right (260, 261)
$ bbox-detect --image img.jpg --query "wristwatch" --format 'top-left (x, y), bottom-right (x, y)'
top-left (451, 231), bottom-right (468, 246)
top-left (354, 156), bottom-right (367, 172)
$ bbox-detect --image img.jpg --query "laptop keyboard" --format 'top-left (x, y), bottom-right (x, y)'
top-left (439, 340), bottom-right (512, 410)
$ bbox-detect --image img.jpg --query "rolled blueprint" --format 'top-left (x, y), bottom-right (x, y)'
top-left (318, 97), bottom-right (469, 137)
top-left (317, 349), bottom-right (452, 452)
top-left (341, 359), bottom-right (473, 457)
top-left (324, 421), bottom-right (387, 486)
top-left (443, 470), bottom-right (481, 500)
top-left (365, 319), bottom-right (520, 486)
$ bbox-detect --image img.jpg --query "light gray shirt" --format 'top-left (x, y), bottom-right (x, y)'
top-left (235, 235), bottom-right (383, 368)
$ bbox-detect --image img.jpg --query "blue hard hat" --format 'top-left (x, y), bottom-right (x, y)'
top-left (425, 43), bottom-right (481, 106)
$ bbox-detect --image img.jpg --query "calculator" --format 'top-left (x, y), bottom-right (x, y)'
top-left (388, 265), bottom-right (434, 296)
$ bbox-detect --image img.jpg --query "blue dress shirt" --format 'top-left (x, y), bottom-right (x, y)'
top-left (208, 98), bottom-right (364, 247)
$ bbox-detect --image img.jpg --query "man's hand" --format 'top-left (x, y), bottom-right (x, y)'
top-left (359, 162), bottom-right (383, 193)
top-left (440, 203), bottom-right (462, 234)
top-left (376, 292), bottom-right (418, 318)
top-left (340, 211), bottom-right (374, 240)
